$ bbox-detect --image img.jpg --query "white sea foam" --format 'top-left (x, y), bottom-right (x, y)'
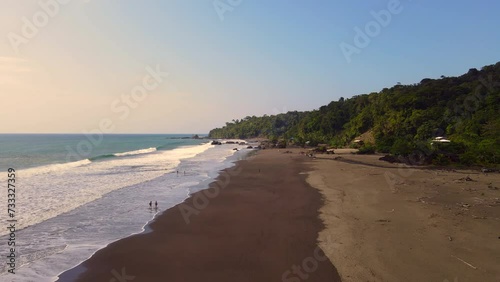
top-left (114, 147), bottom-right (157, 157)
top-left (0, 143), bottom-right (212, 237)
top-left (13, 159), bottom-right (92, 178)
top-left (0, 142), bottom-right (252, 281)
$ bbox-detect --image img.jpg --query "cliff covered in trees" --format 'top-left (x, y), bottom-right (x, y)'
top-left (209, 62), bottom-right (500, 165)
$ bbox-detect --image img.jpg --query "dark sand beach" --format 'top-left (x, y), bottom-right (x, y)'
top-left (59, 149), bottom-right (341, 282)
top-left (59, 148), bottom-right (500, 282)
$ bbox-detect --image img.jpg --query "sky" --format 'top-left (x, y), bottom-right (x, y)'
top-left (0, 0), bottom-right (499, 134)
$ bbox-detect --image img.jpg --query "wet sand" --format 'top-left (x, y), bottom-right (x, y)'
top-left (59, 149), bottom-right (341, 282)
top-left (59, 148), bottom-right (500, 282)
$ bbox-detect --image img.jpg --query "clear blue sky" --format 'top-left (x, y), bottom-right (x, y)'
top-left (1, 0), bottom-right (499, 133)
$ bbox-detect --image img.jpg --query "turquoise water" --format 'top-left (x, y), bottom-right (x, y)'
top-left (0, 134), bottom-right (205, 170)
top-left (0, 134), bottom-right (251, 281)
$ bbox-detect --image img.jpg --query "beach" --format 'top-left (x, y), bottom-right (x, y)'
top-left (60, 148), bottom-right (500, 282)
top-left (60, 149), bottom-right (341, 282)
top-left (309, 150), bottom-right (500, 282)
top-left (0, 136), bottom-right (249, 281)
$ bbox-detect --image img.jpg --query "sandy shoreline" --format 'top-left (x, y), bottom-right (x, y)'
top-left (58, 148), bottom-right (500, 282)
top-left (307, 151), bottom-right (500, 282)
top-left (59, 149), bottom-right (340, 282)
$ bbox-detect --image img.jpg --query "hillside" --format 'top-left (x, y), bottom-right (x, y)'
top-left (209, 62), bottom-right (500, 165)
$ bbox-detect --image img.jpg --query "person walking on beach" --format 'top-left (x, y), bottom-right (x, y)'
top-left (149, 201), bottom-right (152, 208)
top-left (155, 201), bottom-right (158, 208)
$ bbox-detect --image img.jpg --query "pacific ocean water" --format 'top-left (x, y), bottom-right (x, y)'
top-left (0, 134), bottom-right (251, 281)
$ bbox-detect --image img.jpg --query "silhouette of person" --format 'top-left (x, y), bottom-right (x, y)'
top-left (149, 201), bottom-right (152, 208)
top-left (155, 201), bottom-right (158, 208)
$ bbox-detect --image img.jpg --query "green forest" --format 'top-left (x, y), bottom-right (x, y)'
top-left (209, 62), bottom-right (500, 166)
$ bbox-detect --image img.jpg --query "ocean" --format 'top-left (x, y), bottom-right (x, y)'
top-left (0, 134), bottom-right (250, 281)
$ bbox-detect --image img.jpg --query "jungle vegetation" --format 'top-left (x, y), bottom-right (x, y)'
top-left (209, 62), bottom-right (500, 165)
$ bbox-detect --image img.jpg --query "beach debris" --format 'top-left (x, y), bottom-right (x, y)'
top-left (472, 215), bottom-right (487, 219)
top-left (458, 176), bottom-right (475, 182)
top-left (457, 203), bottom-right (471, 210)
top-left (387, 209), bottom-right (395, 213)
top-left (418, 197), bottom-right (429, 204)
top-left (326, 148), bottom-right (335, 154)
top-left (306, 153), bottom-right (315, 158)
top-left (233, 148), bottom-right (239, 151)
top-left (379, 155), bottom-right (399, 163)
top-left (481, 168), bottom-right (496, 173)
top-left (487, 183), bottom-right (499, 190)
top-left (448, 236), bottom-right (453, 241)
top-left (451, 255), bottom-right (477, 270)
top-left (247, 145), bottom-right (253, 149)
top-left (375, 219), bottom-right (391, 223)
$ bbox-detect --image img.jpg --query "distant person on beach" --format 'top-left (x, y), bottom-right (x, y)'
top-left (155, 201), bottom-right (158, 208)
top-left (149, 201), bottom-right (152, 208)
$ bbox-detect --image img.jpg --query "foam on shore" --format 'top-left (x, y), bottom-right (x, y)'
top-left (0, 143), bottom-right (253, 282)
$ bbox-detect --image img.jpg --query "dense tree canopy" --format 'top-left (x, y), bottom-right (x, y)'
top-left (209, 62), bottom-right (500, 165)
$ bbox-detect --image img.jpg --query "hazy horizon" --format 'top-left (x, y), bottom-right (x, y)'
top-left (1, 0), bottom-right (499, 134)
